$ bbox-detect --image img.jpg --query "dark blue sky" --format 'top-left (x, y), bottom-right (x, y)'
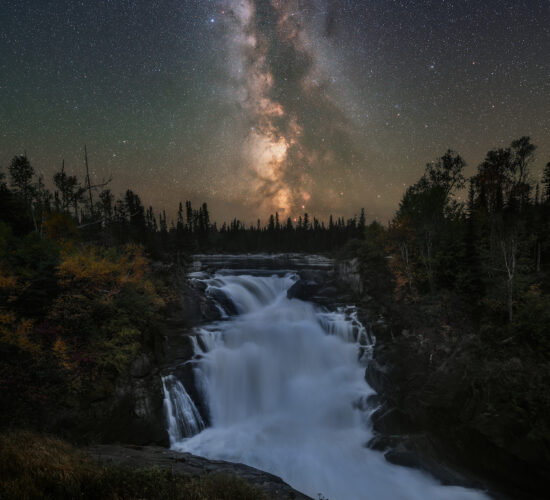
top-left (2, 0), bottom-right (549, 221)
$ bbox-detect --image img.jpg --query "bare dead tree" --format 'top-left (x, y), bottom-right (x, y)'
top-left (83, 145), bottom-right (112, 217)
top-left (500, 231), bottom-right (518, 323)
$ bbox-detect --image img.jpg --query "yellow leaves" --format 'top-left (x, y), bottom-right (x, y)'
top-left (0, 313), bottom-right (40, 355)
top-left (57, 244), bottom-right (151, 297)
top-left (0, 311), bottom-right (16, 324)
top-left (1, 241), bottom-right (168, 394)
top-left (122, 244), bottom-right (148, 284)
top-left (58, 250), bottom-right (118, 291)
top-left (52, 337), bottom-right (73, 370)
top-left (44, 213), bottom-right (78, 245)
top-left (0, 267), bottom-right (25, 304)
top-left (0, 273), bottom-right (17, 289)
top-left (141, 279), bottom-right (166, 308)
top-left (96, 327), bottom-right (140, 375)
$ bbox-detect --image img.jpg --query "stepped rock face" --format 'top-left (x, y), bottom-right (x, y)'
top-left (337, 258), bottom-right (363, 295)
top-left (87, 444), bottom-right (312, 500)
top-left (75, 351), bottom-right (168, 447)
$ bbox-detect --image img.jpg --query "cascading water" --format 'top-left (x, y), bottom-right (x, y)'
top-left (162, 375), bottom-right (205, 445)
top-left (165, 270), bottom-right (489, 500)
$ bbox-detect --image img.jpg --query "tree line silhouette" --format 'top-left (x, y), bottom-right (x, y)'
top-left (360, 136), bottom-right (550, 331)
top-left (1, 153), bottom-right (367, 255)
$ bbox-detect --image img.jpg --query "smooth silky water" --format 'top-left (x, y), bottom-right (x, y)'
top-left (163, 269), bottom-right (490, 500)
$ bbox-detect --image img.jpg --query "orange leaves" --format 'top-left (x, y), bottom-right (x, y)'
top-left (1, 240), bottom-right (167, 398)
top-left (57, 244), bottom-right (150, 298)
top-left (52, 337), bottom-right (74, 370)
top-left (0, 266), bottom-right (27, 305)
top-left (0, 273), bottom-right (17, 290)
top-left (0, 313), bottom-right (39, 355)
top-left (44, 213), bottom-right (78, 245)
top-left (122, 244), bottom-right (149, 285)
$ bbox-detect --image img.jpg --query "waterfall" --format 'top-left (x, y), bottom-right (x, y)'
top-left (165, 271), bottom-right (489, 500)
top-left (162, 375), bottom-right (204, 445)
top-left (204, 273), bottom-right (296, 314)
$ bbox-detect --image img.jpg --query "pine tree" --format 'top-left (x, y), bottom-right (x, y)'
top-left (177, 202), bottom-right (184, 232)
top-left (162, 210), bottom-right (168, 233)
top-left (358, 208), bottom-right (366, 233)
top-left (542, 161), bottom-right (550, 202)
top-left (201, 203), bottom-right (210, 233)
top-left (185, 201), bottom-right (193, 230)
top-left (8, 154), bottom-right (34, 200)
top-left (8, 155), bottom-right (37, 231)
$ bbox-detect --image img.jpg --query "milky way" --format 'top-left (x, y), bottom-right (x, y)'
top-left (1, 0), bottom-right (550, 222)
top-left (221, 0), bottom-right (364, 217)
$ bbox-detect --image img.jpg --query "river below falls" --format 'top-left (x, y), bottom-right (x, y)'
top-left (162, 258), bottom-right (490, 500)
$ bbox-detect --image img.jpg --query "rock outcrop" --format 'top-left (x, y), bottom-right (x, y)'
top-left (87, 444), bottom-right (312, 500)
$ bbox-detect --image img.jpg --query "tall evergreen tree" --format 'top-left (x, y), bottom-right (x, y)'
top-left (542, 161), bottom-right (550, 202)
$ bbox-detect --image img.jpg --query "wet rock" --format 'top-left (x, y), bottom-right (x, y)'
top-left (177, 281), bottom-right (223, 327)
top-left (365, 359), bottom-right (391, 394)
top-left (366, 394), bottom-right (382, 409)
top-left (208, 288), bottom-right (238, 316)
top-left (97, 373), bottom-right (169, 447)
top-left (366, 435), bottom-right (399, 452)
top-left (336, 258), bottom-right (363, 295)
top-left (299, 269), bottom-right (329, 282)
top-left (384, 438), bottom-right (479, 489)
top-left (287, 280), bottom-right (321, 301)
top-left (317, 285), bottom-right (338, 297)
top-left (371, 406), bottom-right (416, 435)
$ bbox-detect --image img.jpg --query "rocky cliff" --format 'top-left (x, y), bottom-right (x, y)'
top-left (336, 257), bottom-right (549, 500)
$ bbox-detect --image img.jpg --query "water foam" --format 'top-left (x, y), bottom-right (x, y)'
top-left (166, 273), bottom-right (489, 500)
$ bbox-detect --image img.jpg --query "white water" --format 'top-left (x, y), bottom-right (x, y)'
top-left (162, 375), bottom-right (205, 445)
top-left (168, 272), bottom-right (489, 500)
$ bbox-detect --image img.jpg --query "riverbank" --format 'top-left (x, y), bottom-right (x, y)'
top-left (0, 431), bottom-right (308, 500)
top-left (341, 255), bottom-right (550, 500)
top-left (2, 247), bottom-right (545, 499)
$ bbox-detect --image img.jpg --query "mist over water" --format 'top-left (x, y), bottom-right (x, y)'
top-left (166, 271), bottom-right (489, 500)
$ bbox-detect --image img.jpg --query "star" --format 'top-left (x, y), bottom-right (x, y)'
top-left (0, 0), bottom-right (548, 223)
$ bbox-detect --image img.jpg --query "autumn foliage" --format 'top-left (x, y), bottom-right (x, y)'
top-left (0, 221), bottom-right (170, 430)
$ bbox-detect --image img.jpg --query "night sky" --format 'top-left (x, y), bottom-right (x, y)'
top-left (2, 0), bottom-right (550, 222)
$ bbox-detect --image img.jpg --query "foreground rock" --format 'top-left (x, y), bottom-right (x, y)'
top-left (87, 444), bottom-right (311, 500)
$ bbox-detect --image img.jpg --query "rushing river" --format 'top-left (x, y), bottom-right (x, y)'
top-left (163, 261), bottom-right (489, 500)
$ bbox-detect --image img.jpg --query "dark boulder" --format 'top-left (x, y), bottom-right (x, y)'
top-left (384, 440), bottom-right (477, 488)
top-left (370, 406), bottom-right (416, 435)
top-left (287, 280), bottom-right (321, 301)
top-left (365, 358), bottom-right (391, 394)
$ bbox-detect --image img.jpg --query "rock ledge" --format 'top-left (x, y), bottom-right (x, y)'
top-left (87, 444), bottom-right (311, 500)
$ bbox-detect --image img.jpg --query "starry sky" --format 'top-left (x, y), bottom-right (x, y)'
top-left (2, 0), bottom-right (550, 223)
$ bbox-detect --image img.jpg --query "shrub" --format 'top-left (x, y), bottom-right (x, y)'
top-left (0, 431), bottom-right (266, 500)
